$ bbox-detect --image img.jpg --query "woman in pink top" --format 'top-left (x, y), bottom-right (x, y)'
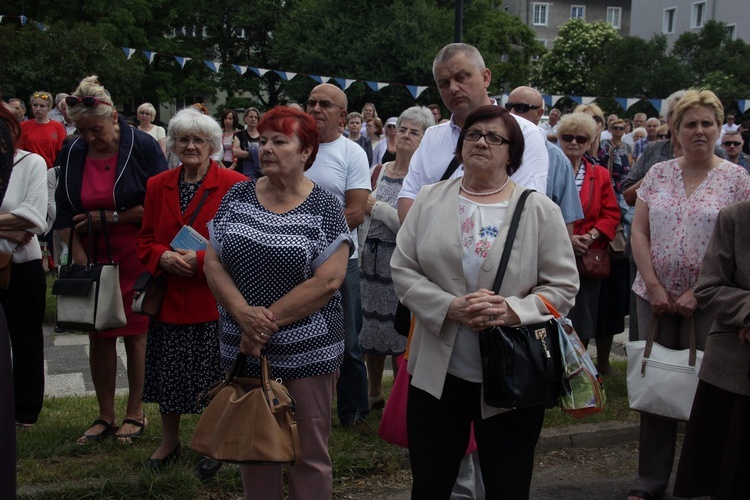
top-left (628, 89), bottom-right (750, 500)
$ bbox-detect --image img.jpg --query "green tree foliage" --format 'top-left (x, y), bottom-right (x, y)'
top-left (671, 20), bottom-right (750, 100)
top-left (533, 19), bottom-right (619, 95)
top-left (0, 23), bottom-right (143, 105)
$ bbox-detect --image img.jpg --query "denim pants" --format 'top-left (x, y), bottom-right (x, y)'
top-left (336, 259), bottom-right (369, 425)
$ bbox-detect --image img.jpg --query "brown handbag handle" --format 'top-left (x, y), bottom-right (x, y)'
top-left (642, 314), bottom-right (698, 372)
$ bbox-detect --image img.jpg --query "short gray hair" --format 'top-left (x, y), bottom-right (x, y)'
top-left (166, 107), bottom-right (222, 155)
top-left (663, 90), bottom-right (686, 121)
top-left (557, 113), bottom-right (598, 144)
top-left (433, 43), bottom-right (486, 79)
top-left (397, 106), bottom-right (435, 133)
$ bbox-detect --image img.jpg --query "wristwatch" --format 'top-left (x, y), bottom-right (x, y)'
top-left (587, 232), bottom-right (596, 241)
top-left (112, 211), bottom-right (119, 224)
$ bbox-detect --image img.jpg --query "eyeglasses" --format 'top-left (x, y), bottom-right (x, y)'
top-left (560, 134), bottom-right (589, 144)
top-left (176, 136), bottom-right (209, 148)
top-left (65, 96), bottom-right (112, 108)
top-left (723, 141), bottom-right (742, 147)
top-left (657, 134), bottom-right (669, 139)
top-left (385, 124), bottom-right (396, 129)
top-left (306, 99), bottom-right (341, 110)
top-left (462, 129), bottom-right (510, 146)
top-left (504, 102), bottom-right (541, 113)
top-left (33, 93), bottom-right (51, 100)
top-left (612, 126), bottom-right (625, 131)
top-left (396, 127), bottom-right (423, 140)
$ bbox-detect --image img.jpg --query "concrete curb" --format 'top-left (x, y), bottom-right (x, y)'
top-left (536, 420), bottom-right (639, 454)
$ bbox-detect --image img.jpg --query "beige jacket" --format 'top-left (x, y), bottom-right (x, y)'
top-left (391, 180), bottom-right (580, 418)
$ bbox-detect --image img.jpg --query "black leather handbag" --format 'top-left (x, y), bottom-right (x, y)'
top-left (478, 190), bottom-right (564, 409)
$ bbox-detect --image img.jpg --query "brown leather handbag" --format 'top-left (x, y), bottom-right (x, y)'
top-left (190, 353), bottom-right (301, 464)
top-left (576, 248), bottom-right (611, 279)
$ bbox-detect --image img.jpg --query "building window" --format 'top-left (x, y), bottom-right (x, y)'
top-left (532, 3), bottom-right (549, 26)
top-left (571, 5), bottom-right (585, 19)
top-left (607, 7), bottom-right (621, 29)
top-left (531, 40), bottom-right (547, 61)
top-left (726, 24), bottom-right (737, 40)
top-left (663, 8), bottom-right (676, 34)
top-left (692, 2), bottom-right (706, 28)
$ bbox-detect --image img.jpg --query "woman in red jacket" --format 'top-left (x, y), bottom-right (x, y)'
top-left (557, 113), bottom-right (621, 356)
top-left (136, 107), bottom-right (246, 471)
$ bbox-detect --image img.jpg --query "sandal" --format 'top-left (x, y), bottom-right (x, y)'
top-left (627, 490), bottom-right (654, 500)
top-left (116, 416), bottom-right (147, 443)
top-left (77, 419), bottom-right (117, 445)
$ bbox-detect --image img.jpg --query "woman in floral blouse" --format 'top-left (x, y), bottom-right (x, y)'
top-left (628, 89), bottom-right (750, 500)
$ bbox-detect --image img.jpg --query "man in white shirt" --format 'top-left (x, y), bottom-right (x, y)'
top-left (623, 113), bottom-right (646, 147)
top-left (397, 43), bottom-right (549, 222)
top-left (600, 113), bottom-right (618, 142)
top-left (720, 113), bottom-right (740, 143)
top-left (304, 84), bottom-right (372, 431)
top-left (539, 107), bottom-right (560, 140)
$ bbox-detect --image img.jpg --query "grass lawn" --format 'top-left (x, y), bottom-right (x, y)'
top-left (17, 357), bottom-right (634, 499)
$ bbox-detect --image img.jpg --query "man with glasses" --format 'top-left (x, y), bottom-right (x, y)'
top-left (398, 42), bottom-right (548, 222)
top-left (506, 86), bottom-right (582, 235)
top-left (720, 131), bottom-right (749, 172)
top-left (304, 83), bottom-right (372, 433)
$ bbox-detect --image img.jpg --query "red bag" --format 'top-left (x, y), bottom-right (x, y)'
top-left (378, 354), bottom-right (477, 454)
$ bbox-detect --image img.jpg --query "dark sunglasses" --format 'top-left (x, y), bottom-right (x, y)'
top-left (560, 134), bottom-right (589, 144)
top-left (33, 92), bottom-right (51, 100)
top-left (657, 134), bottom-right (669, 139)
top-left (612, 126), bottom-right (625, 131)
top-left (504, 102), bottom-right (541, 113)
top-left (723, 141), bottom-right (742, 147)
top-left (306, 99), bottom-right (341, 110)
top-left (65, 96), bottom-right (112, 108)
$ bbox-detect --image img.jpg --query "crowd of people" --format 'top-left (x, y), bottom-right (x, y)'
top-left (2, 40), bottom-right (750, 500)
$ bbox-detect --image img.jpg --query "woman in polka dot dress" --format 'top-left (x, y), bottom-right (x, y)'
top-left (205, 106), bottom-right (353, 500)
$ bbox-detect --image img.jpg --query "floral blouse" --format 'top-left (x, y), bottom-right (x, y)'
top-left (632, 159), bottom-right (750, 303)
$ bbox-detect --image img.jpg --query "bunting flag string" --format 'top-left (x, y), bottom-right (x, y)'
top-left (175, 56), bottom-right (191, 69)
top-left (366, 81), bottom-right (389, 92)
top-left (274, 70), bottom-right (297, 81)
top-left (334, 78), bottom-right (357, 91)
top-left (232, 64), bottom-right (248, 76)
top-left (143, 50), bottom-right (156, 64)
top-left (121, 47), bottom-right (136, 60)
top-left (309, 75), bottom-right (332, 84)
top-left (406, 85), bottom-right (429, 99)
top-left (204, 61), bottom-right (221, 73)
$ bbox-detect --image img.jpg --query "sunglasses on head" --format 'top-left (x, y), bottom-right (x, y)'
top-left (33, 93), bottom-right (51, 100)
top-left (65, 96), bottom-right (112, 108)
top-left (504, 102), bottom-right (541, 113)
top-left (723, 141), bottom-right (742, 147)
top-left (561, 134), bottom-right (589, 144)
top-left (306, 99), bottom-right (340, 110)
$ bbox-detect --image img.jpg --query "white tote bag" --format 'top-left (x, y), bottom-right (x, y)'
top-left (625, 317), bottom-right (703, 421)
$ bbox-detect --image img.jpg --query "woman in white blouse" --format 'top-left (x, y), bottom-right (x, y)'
top-left (0, 105), bottom-right (49, 428)
top-left (137, 102), bottom-right (167, 154)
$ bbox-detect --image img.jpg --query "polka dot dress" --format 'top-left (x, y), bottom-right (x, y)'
top-left (209, 182), bottom-right (351, 380)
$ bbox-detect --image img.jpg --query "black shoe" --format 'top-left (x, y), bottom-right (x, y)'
top-left (143, 443), bottom-right (180, 470)
top-left (196, 456), bottom-right (222, 477)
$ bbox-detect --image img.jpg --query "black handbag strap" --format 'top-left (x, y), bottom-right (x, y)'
top-left (490, 189), bottom-right (534, 294)
top-left (187, 187), bottom-right (211, 227)
top-left (440, 156), bottom-right (461, 181)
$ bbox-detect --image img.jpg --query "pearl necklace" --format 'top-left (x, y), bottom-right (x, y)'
top-left (460, 177), bottom-right (510, 197)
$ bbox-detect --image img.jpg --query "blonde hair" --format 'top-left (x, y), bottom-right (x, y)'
top-left (573, 103), bottom-right (605, 125)
top-left (137, 102), bottom-right (156, 122)
top-left (66, 76), bottom-right (115, 123)
top-left (672, 89), bottom-right (724, 133)
top-left (557, 113), bottom-right (598, 144)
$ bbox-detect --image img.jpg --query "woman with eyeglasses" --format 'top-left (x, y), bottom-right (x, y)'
top-left (136, 102), bottom-right (167, 155)
top-left (372, 117), bottom-right (398, 167)
top-left (627, 89), bottom-right (750, 500)
top-left (136, 107), bottom-right (246, 472)
top-left (56, 76), bottom-right (168, 445)
top-left (391, 105), bottom-right (578, 498)
top-left (358, 106), bottom-right (433, 411)
top-left (18, 91), bottom-right (66, 168)
top-left (557, 113), bottom-right (620, 359)
top-left (573, 103), bottom-right (607, 164)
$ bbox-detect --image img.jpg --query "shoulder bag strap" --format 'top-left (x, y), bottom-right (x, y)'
top-left (440, 156), bottom-right (461, 182)
top-left (98, 209), bottom-right (115, 264)
top-left (490, 189), bottom-right (534, 294)
top-left (187, 188), bottom-right (211, 227)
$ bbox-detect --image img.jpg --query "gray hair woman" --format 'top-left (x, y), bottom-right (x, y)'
top-left (136, 102), bottom-right (166, 154)
top-left (136, 106), bottom-right (247, 471)
top-left (57, 75), bottom-right (168, 445)
top-left (359, 106), bottom-right (433, 410)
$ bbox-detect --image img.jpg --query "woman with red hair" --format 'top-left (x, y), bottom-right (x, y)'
top-left (205, 106), bottom-right (353, 499)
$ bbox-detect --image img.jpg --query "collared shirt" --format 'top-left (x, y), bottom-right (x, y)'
top-left (545, 139), bottom-right (583, 224)
top-left (399, 109), bottom-right (549, 201)
top-left (633, 137), bottom-right (649, 160)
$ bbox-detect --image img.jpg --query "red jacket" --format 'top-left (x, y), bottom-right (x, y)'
top-left (137, 161), bottom-right (247, 324)
top-left (573, 158), bottom-right (621, 250)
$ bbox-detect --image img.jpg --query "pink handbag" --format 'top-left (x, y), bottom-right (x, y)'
top-left (378, 354), bottom-right (477, 454)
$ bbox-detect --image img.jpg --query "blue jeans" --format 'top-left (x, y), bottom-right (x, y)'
top-left (336, 259), bottom-right (369, 425)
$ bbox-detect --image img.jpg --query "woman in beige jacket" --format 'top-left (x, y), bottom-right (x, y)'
top-left (391, 105), bottom-right (579, 499)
